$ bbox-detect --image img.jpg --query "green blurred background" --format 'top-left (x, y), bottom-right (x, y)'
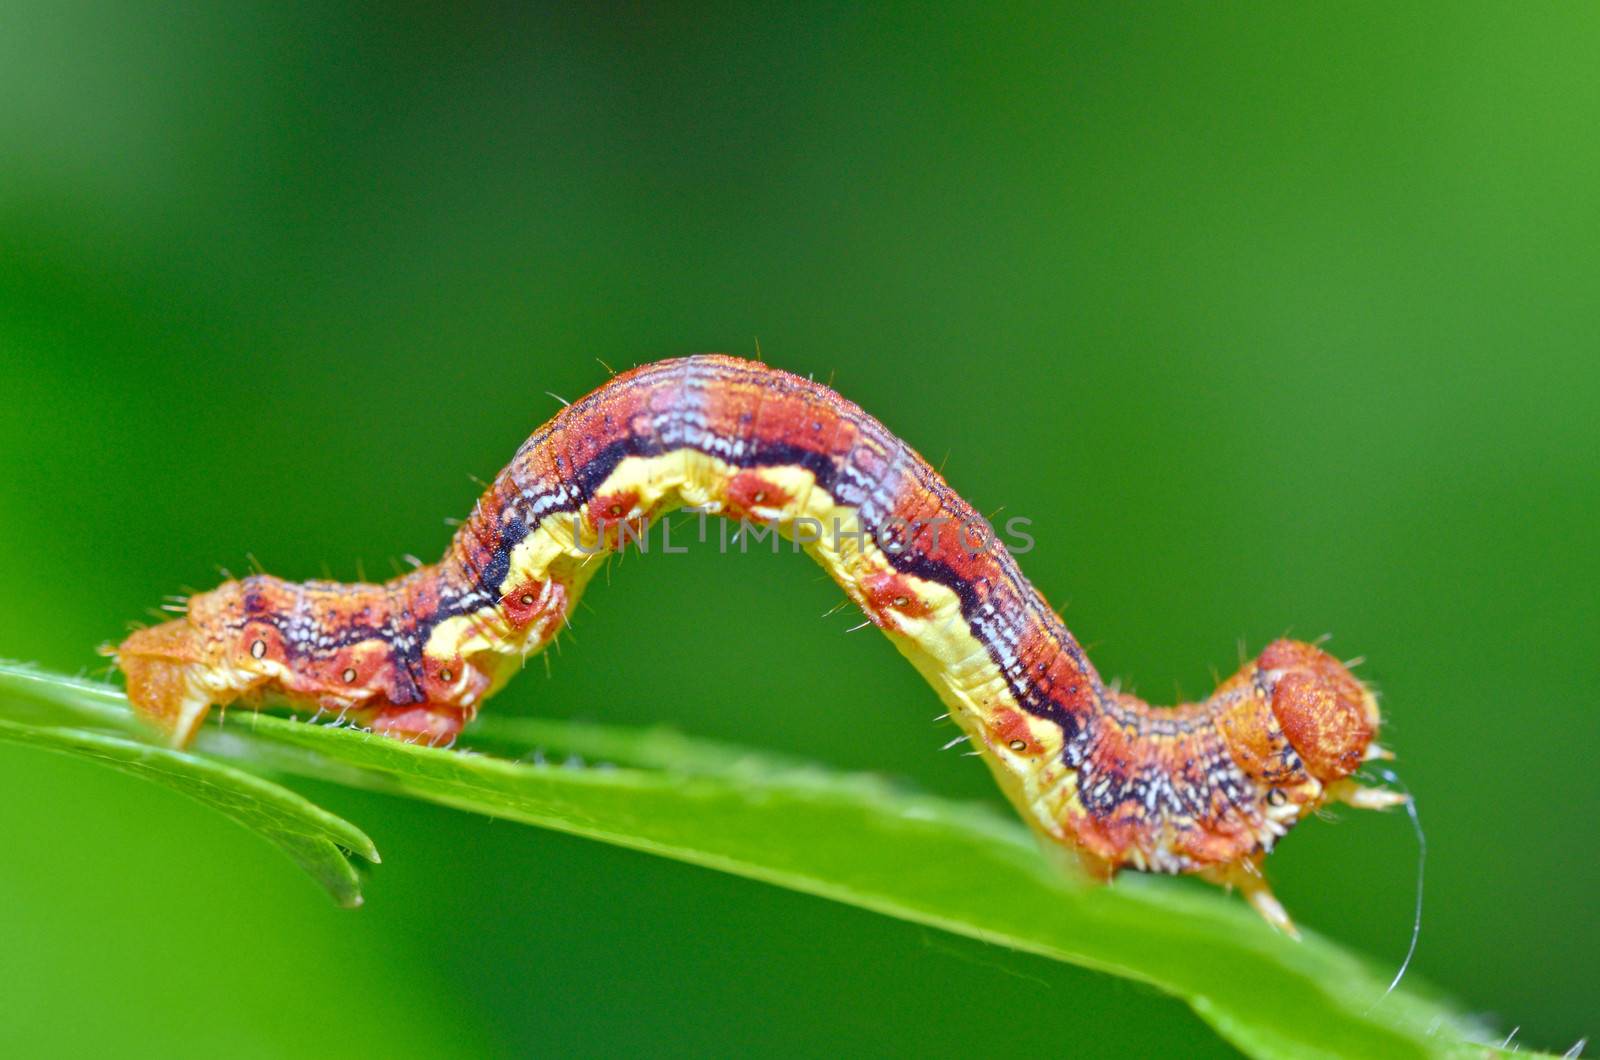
top-left (2, 3), bottom-right (1595, 1056)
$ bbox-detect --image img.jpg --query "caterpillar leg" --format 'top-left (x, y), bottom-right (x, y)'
top-left (1328, 779), bottom-right (1410, 811)
top-left (1203, 860), bottom-right (1300, 939)
top-left (362, 704), bottom-right (467, 746)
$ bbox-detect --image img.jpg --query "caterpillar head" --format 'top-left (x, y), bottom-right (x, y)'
top-left (117, 576), bottom-right (493, 747)
top-left (115, 617), bottom-right (213, 745)
top-left (114, 581), bottom-right (275, 746)
top-left (1257, 639), bottom-right (1381, 783)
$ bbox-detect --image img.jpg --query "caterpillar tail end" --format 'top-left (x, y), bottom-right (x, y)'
top-left (114, 619), bottom-right (216, 748)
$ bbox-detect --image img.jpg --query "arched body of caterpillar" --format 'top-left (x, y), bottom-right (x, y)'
top-left (115, 354), bottom-right (1404, 932)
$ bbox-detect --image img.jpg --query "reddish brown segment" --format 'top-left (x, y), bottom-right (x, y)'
top-left (114, 354), bottom-right (1395, 928)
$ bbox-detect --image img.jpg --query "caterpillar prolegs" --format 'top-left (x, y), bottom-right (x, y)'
top-left (115, 355), bottom-right (1403, 932)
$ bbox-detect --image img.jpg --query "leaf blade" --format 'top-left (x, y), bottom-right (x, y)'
top-left (0, 716), bottom-right (377, 907)
top-left (0, 662), bottom-right (1514, 1058)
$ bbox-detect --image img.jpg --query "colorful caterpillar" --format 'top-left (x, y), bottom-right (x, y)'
top-left (115, 354), bottom-right (1404, 932)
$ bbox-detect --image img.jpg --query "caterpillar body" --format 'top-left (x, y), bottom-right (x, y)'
top-left (115, 354), bottom-right (1403, 932)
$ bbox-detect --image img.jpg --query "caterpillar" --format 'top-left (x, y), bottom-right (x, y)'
top-left (114, 354), bottom-right (1404, 933)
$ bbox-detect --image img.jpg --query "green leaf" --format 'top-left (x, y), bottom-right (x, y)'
top-left (0, 662), bottom-right (1517, 1058)
top-left (0, 668), bottom-right (377, 908)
